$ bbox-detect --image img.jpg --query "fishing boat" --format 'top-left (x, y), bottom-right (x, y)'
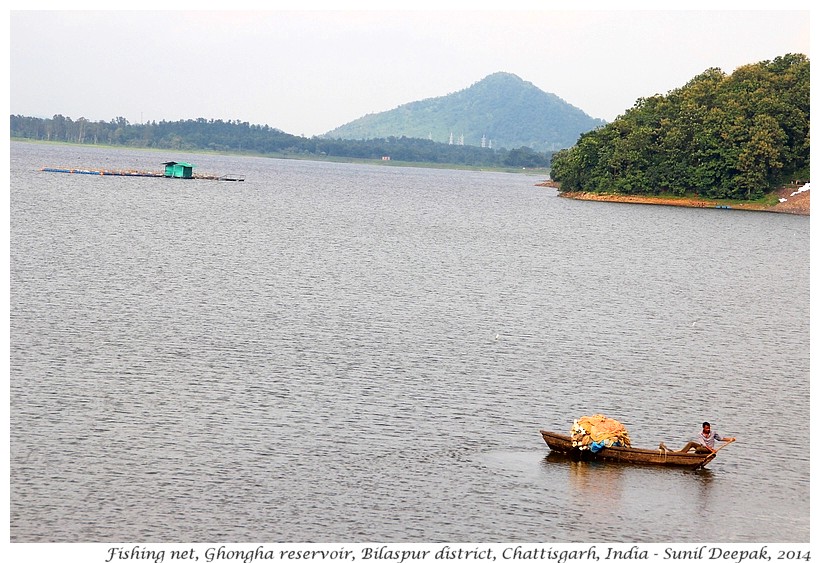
top-left (540, 430), bottom-right (717, 469)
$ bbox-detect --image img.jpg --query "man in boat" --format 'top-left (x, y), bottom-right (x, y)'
top-left (678, 421), bottom-right (736, 453)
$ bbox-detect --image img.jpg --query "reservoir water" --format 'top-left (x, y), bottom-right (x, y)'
top-left (9, 141), bottom-right (810, 543)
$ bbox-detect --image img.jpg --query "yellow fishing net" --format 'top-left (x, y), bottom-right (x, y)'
top-left (570, 414), bottom-right (631, 449)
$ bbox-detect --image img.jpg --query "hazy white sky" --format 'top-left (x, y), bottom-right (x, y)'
top-left (9, 4), bottom-right (811, 137)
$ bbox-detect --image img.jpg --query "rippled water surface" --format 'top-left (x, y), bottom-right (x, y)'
top-left (10, 142), bottom-right (810, 542)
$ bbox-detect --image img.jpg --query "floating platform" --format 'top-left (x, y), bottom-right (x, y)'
top-left (41, 166), bottom-right (244, 181)
top-left (42, 167), bottom-right (164, 177)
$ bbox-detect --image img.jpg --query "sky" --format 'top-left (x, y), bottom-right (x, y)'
top-left (8, 4), bottom-right (813, 138)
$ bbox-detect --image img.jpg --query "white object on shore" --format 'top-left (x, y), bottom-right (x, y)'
top-left (791, 182), bottom-right (810, 197)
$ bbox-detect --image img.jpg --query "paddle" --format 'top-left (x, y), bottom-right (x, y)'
top-left (712, 438), bottom-right (736, 454)
top-left (694, 439), bottom-right (735, 469)
top-left (701, 438), bottom-right (736, 459)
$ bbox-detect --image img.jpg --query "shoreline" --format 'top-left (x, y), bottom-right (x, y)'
top-left (11, 138), bottom-right (546, 176)
top-left (536, 181), bottom-right (809, 216)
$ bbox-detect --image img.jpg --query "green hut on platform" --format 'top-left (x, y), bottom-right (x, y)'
top-left (162, 161), bottom-right (194, 179)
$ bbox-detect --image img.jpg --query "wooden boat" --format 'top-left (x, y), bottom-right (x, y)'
top-left (540, 430), bottom-right (716, 469)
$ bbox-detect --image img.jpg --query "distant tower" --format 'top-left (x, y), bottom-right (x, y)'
top-left (449, 132), bottom-right (454, 145)
top-left (481, 134), bottom-right (486, 148)
top-left (459, 133), bottom-right (464, 146)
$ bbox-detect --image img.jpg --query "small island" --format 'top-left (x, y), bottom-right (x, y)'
top-left (547, 54), bottom-right (810, 217)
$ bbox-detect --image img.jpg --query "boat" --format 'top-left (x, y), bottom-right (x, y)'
top-left (540, 430), bottom-right (716, 469)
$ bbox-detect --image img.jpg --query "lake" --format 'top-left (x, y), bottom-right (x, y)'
top-left (9, 141), bottom-right (810, 543)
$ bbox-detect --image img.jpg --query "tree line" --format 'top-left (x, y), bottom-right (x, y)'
top-left (549, 53), bottom-right (810, 200)
top-left (9, 114), bottom-right (552, 169)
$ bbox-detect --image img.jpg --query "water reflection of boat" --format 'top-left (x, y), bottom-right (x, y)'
top-left (540, 430), bottom-right (716, 469)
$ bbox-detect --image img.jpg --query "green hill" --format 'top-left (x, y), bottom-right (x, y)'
top-left (323, 72), bottom-right (605, 152)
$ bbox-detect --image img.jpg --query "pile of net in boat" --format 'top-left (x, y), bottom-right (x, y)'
top-left (571, 414), bottom-right (631, 452)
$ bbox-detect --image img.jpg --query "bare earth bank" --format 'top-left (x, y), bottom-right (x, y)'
top-left (536, 181), bottom-right (809, 216)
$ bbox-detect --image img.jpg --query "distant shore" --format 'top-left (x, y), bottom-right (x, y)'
top-left (11, 138), bottom-right (547, 176)
top-left (536, 181), bottom-right (810, 216)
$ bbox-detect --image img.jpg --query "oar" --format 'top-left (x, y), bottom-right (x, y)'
top-left (695, 439), bottom-right (735, 469)
top-left (712, 438), bottom-right (736, 454)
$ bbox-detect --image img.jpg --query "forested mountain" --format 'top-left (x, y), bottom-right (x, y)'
top-left (10, 115), bottom-right (552, 168)
top-left (550, 54), bottom-right (810, 200)
top-left (324, 72), bottom-right (605, 152)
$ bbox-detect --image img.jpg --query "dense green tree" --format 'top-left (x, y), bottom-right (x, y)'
top-left (550, 54), bottom-right (809, 200)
